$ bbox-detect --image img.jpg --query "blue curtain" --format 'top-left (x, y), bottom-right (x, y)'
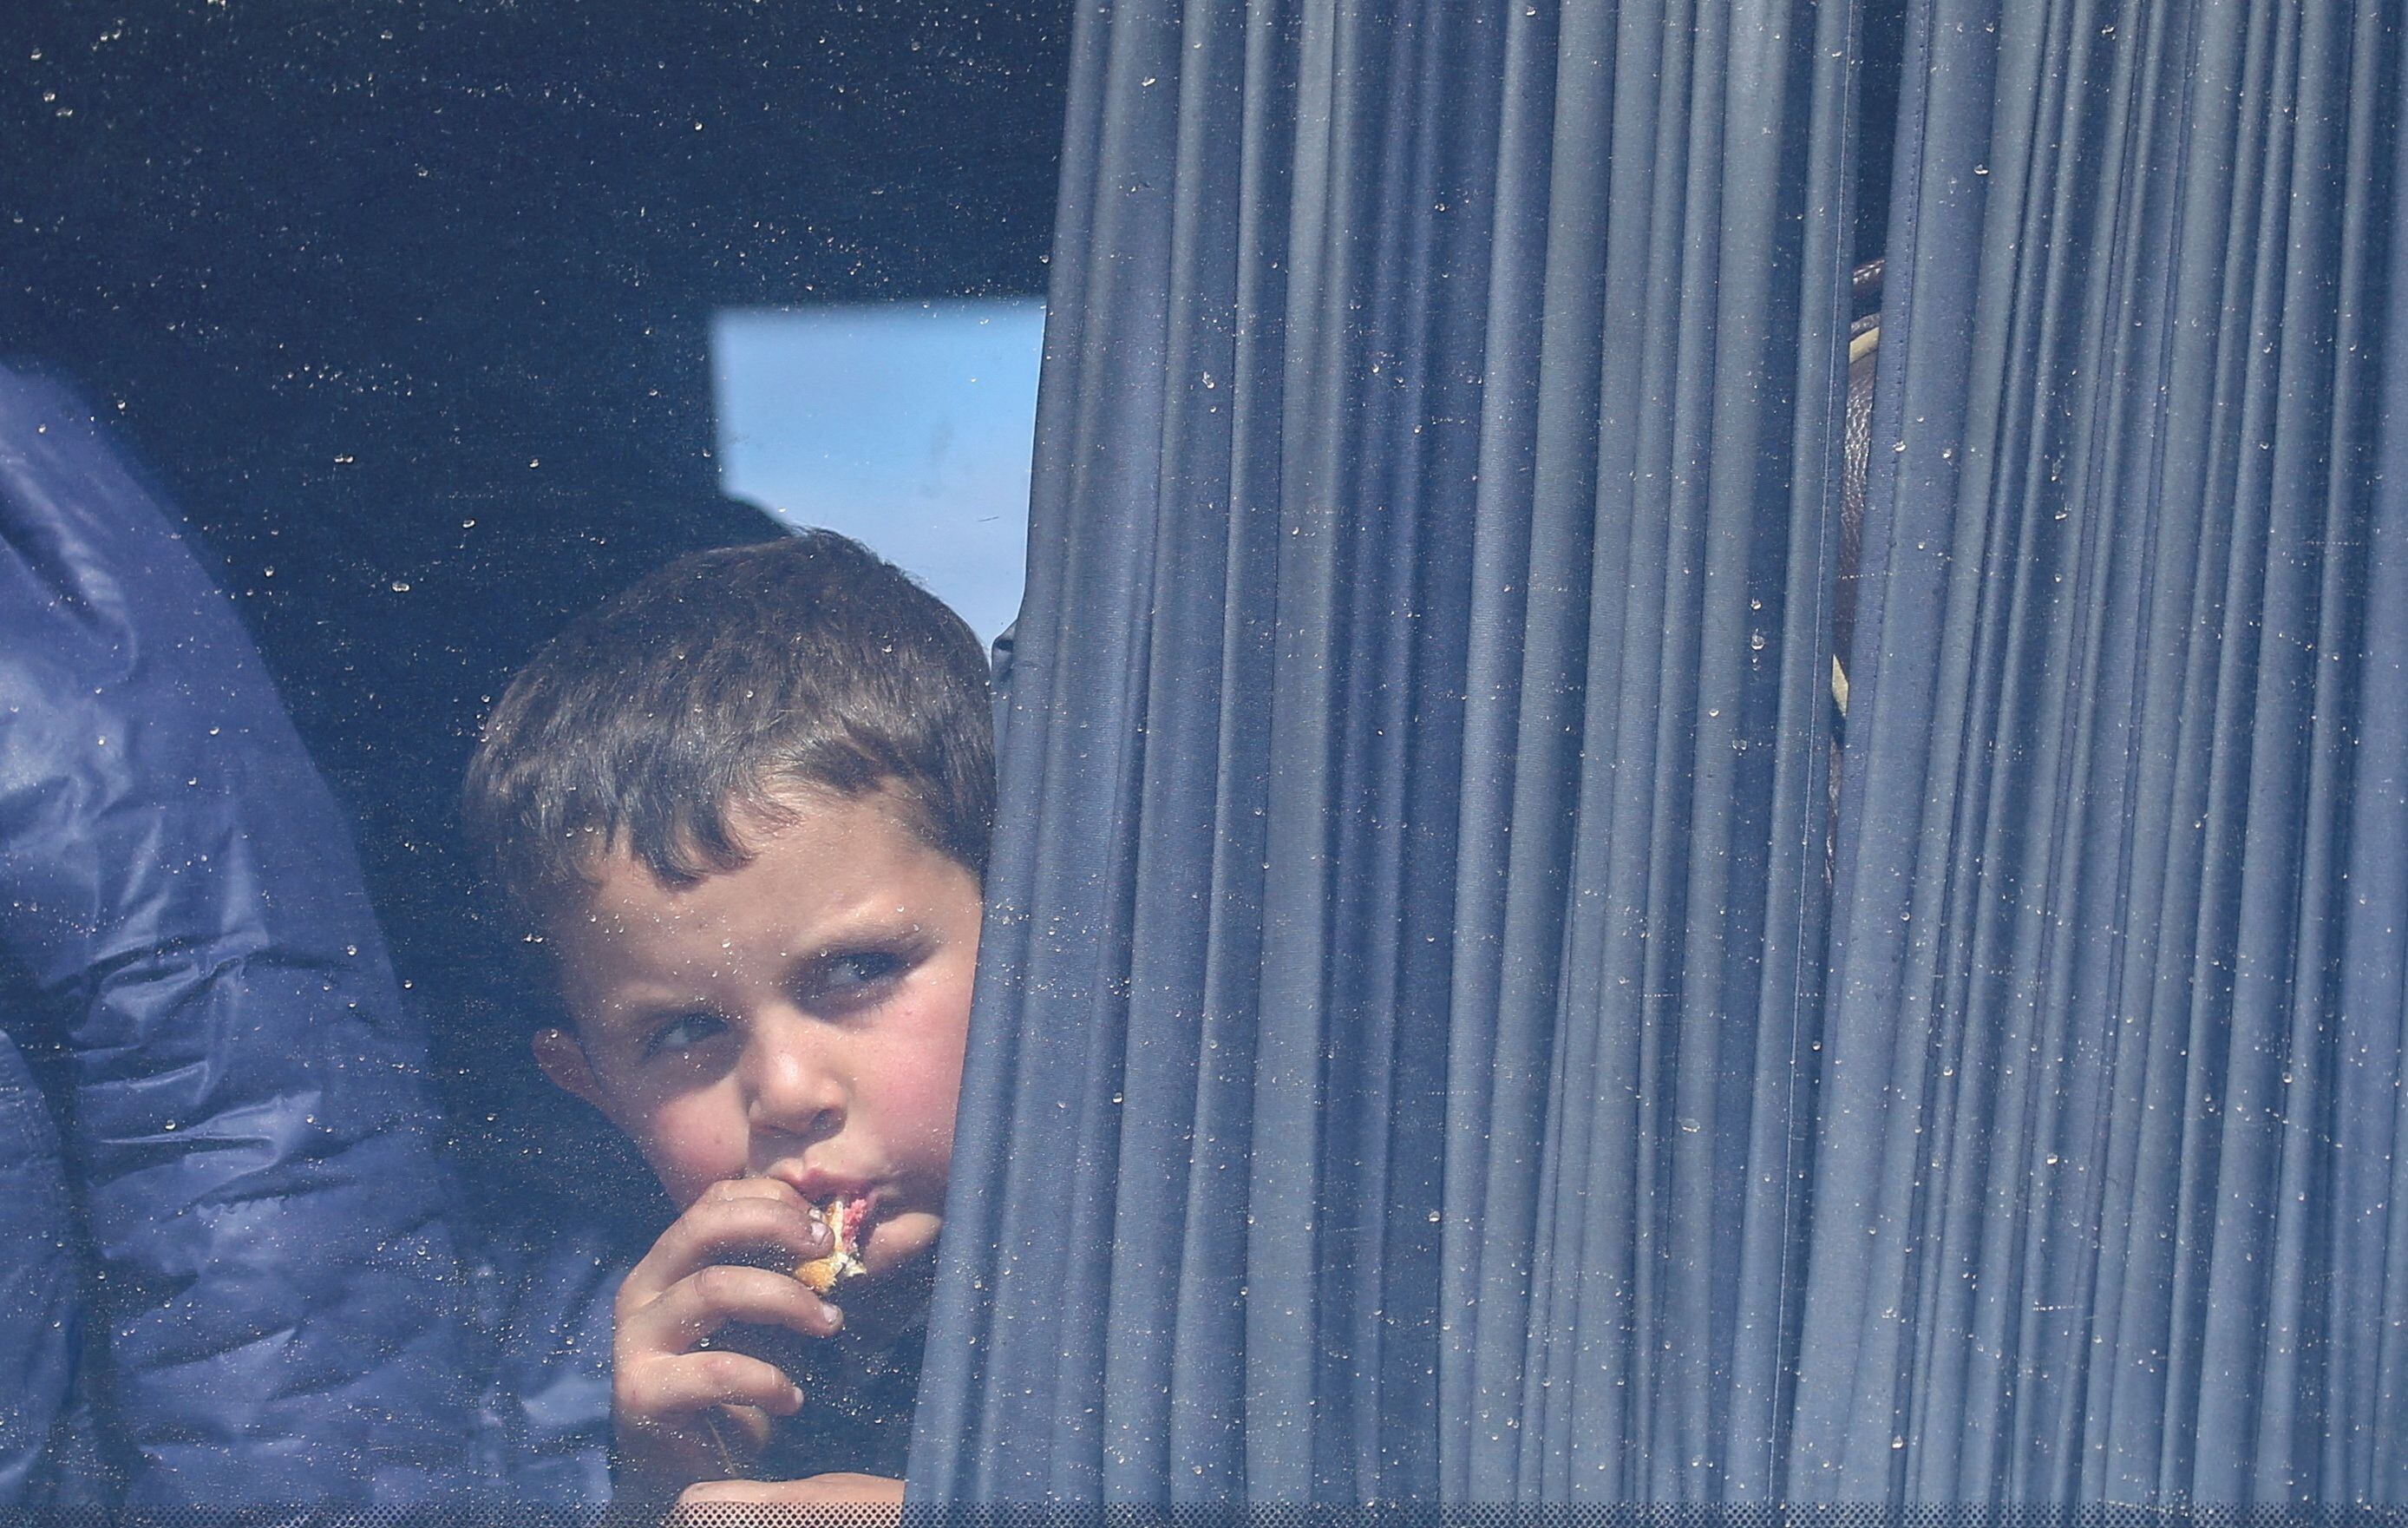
top-left (1792, 0), bottom-right (2405, 1502)
top-left (911, 0), bottom-right (2405, 1505)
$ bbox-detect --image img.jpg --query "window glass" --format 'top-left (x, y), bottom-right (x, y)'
top-left (0, 4), bottom-right (1068, 1508)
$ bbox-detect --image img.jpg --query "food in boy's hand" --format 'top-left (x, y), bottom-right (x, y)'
top-left (795, 1197), bottom-right (868, 1292)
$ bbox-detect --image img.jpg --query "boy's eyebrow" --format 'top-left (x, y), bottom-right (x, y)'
top-left (775, 917), bottom-right (949, 973)
top-left (582, 908), bottom-right (946, 1006)
top-left (571, 989), bottom-right (724, 1035)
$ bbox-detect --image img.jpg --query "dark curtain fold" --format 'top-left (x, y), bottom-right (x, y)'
top-left (913, 0), bottom-right (1854, 1500)
top-left (911, 0), bottom-right (2405, 1505)
top-left (1794, 0), bottom-right (2405, 1503)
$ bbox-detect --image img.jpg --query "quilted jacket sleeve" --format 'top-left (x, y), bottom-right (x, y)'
top-left (0, 1032), bottom-right (88, 1505)
top-left (0, 366), bottom-right (478, 1505)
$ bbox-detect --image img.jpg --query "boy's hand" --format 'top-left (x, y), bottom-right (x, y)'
top-left (674, 1472), bottom-right (905, 1523)
top-left (614, 1177), bottom-right (844, 1502)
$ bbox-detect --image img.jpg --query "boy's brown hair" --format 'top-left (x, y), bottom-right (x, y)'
top-left (461, 531), bottom-right (994, 930)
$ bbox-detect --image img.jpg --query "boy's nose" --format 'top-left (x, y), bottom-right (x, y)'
top-left (741, 1026), bottom-right (847, 1144)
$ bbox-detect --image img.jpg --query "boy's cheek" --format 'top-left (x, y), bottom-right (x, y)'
top-left (629, 1099), bottom-right (755, 1206)
top-left (893, 1071), bottom-right (965, 1160)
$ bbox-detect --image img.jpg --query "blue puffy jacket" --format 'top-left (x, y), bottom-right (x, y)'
top-left (0, 365), bottom-right (479, 1506)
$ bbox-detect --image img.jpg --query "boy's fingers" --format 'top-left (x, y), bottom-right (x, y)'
top-left (623, 1348), bottom-right (808, 1420)
top-left (677, 1473), bottom-right (904, 1509)
top-left (697, 1175), bottom-right (808, 1211)
top-left (621, 1189), bottom-right (833, 1306)
top-left (625, 1262), bottom-right (845, 1353)
top-left (676, 1479), bottom-right (798, 1505)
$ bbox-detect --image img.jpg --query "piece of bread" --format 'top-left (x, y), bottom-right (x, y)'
top-left (795, 1198), bottom-right (867, 1293)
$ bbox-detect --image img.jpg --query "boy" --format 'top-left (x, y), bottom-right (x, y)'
top-left (461, 531), bottom-right (994, 1512)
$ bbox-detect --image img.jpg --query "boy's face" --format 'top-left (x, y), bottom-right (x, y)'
top-left (533, 788), bottom-right (979, 1285)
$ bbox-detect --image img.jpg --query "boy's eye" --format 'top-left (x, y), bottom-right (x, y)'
top-left (643, 1012), bottom-right (728, 1058)
top-left (806, 949), bottom-right (908, 1009)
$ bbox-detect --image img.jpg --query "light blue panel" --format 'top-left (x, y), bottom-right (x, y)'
top-left (710, 298), bottom-right (1045, 646)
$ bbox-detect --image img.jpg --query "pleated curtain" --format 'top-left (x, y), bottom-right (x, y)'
top-left (909, 0), bottom-right (2407, 1505)
top-left (1792, 0), bottom-right (2405, 1503)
